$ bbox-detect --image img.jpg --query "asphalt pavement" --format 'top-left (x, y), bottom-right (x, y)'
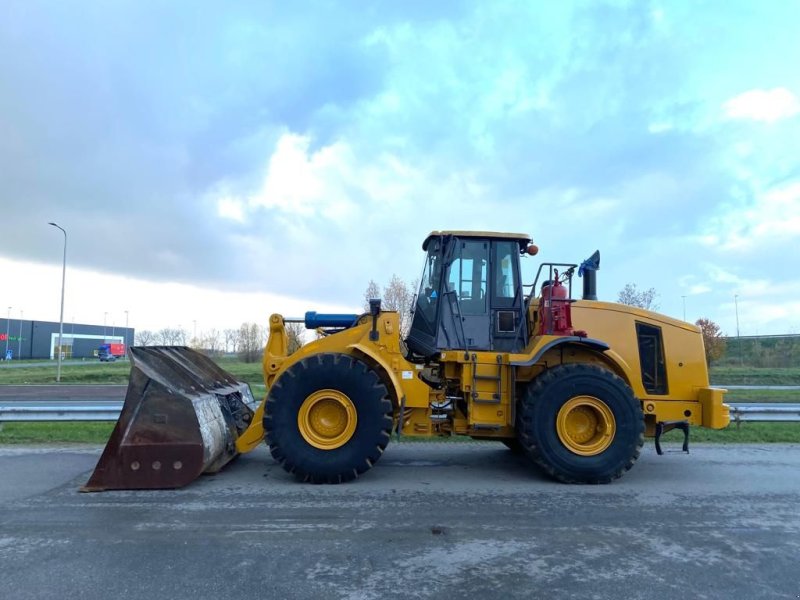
top-left (1, 442), bottom-right (799, 599)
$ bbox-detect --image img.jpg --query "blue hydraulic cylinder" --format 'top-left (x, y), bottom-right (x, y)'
top-left (304, 311), bottom-right (359, 329)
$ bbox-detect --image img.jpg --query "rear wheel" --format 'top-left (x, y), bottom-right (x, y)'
top-left (518, 364), bottom-right (644, 483)
top-left (264, 353), bottom-right (393, 483)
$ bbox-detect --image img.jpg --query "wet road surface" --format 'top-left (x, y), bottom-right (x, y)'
top-left (1, 442), bottom-right (799, 599)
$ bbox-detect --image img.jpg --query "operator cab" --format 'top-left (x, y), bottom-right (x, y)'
top-left (406, 231), bottom-right (533, 358)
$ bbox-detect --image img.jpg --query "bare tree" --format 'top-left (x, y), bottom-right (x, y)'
top-left (617, 283), bottom-right (660, 311)
top-left (238, 322), bottom-right (263, 363)
top-left (286, 322), bottom-right (305, 355)
top-left (383, 275), bottom-right (418, 336)
top-left (155, 327), bottom-right (184, 345)
top-left (364, 275), bottom-right (418, 337)
top-left (223, 328), bottom-right (238, 354)
top-left (135, 330), bottom-right (155, 346)
top-left (364, 279), bottom-right (381, 309)
top-left (695, 318), bottom-right (726, 366)
top-left (205, 328), bottom-right (221, 355)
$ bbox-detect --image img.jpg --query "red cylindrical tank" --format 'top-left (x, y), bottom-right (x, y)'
top-left (539, 278), bottom-right (572, 335)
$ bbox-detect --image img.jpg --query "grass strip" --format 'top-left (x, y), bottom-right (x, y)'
top-left (657, 422), bottom-right (800, 443)
top-left (723, 389), bottom-right (800, 403)
top-left (0, 362), bottom-right (131, 385)
top-left (710, 366), bottom-right (800, 386)
top-left (0, 422), bottom-right (116, 444)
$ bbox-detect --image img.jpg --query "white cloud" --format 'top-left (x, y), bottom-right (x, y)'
top-left (205, 129), bottom-right (511, 302)
top-left (703, 264), bottom-right (747, 286)
top-left (725, 283), bottom-right (800, 336)
top-left (700, 182), bottom-right (800, 252)
top-left (676, 274), bottom-right (712, 296)
top-left (723, 87), bottom-right (800, 123)
top-left (217, 197), bottom-right (246, 222)
top-left (688, 284), bottom-right (711, 295)
top-left (647, 122), bottom-right (673, 134)
top-left (247, 133), bottom-right (359, 225)
top-left (0, 257), bottom-right (358, 333)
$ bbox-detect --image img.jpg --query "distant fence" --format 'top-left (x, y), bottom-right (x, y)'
top-left (717, 334), bottom-right (800, 368)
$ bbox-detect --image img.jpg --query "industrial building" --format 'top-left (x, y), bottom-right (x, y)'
top-left (0, 318), bottom-right (135, 360)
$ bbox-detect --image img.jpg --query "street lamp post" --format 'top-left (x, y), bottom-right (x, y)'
top-left (104, 312), bottom-right (108, 341)
top-left (124, 310), bottom-right (129, 356)
top-left (48, 222), bottom-right (67, 382)
top-left (4, 306), bottom-right (10, 359)
top-left (18, 309), bottom-right (23, 360)
top-left (734, 294), bottom-right (742, 366)
top-left (681, 295), bottom-right (686, 321)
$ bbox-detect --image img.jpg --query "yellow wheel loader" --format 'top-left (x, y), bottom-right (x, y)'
top-left (83, 231), bottom-right (730, 491)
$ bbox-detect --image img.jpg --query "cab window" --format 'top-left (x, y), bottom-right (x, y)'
top-left (447, 240), bottom-right (488, 315)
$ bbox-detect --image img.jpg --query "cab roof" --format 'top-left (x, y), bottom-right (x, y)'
top-left (422, 230), bottom-right (532, 250)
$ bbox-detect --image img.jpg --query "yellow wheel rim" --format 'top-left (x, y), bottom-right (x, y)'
top-left (297, 389), bottom-right (357, 450)
top-left (556, 395), bottom-right (616, 456)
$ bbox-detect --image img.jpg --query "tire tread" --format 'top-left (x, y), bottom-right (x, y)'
top-left (518, 363), bottom-right (644, 484)
top-left (264, 353), bottom-right (393, 484)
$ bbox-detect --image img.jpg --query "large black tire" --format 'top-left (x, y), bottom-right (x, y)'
top-left (518, 364), bottom-right (644, 484)
top-left (502, 439), bottom-right (525, 454)
top-left (264, 353), bottom-right (393, 483)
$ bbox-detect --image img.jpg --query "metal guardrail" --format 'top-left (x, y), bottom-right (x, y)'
top-left (0, 401), bottom-right (123, 422)
top-left (1, 401), bottom-right (800, 423)
top-left (728, 403), bottom-right (800, 423)
top-left (717, 385), bottom-right (800, 390)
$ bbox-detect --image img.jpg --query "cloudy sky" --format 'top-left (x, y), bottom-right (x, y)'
top-left (1, 0), bottom-right (799, 336)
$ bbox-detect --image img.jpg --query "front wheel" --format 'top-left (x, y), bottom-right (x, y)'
top-left (502, 439), bottom-right (525, 454)
top-left (518, 364), bottom-right (644, 483)
top-left (264, 353), bottom-right (393, 483)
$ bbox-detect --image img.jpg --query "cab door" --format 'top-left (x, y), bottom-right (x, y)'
top-left (489, 240), bottom-right (526, 352)
top-left (443, 239), bottom-right (490, 350)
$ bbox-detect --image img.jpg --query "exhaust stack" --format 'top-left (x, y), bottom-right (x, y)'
top-left (580, 250), bottom-right (600, 301)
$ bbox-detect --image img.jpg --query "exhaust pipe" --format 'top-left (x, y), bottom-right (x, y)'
top-left (580, 250), bottom-right (600, 301)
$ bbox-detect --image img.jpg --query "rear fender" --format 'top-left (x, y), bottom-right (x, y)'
top-left (511, 336), bottom-right (610, 367)
top-left (513, 336), bottom-right (634, 386)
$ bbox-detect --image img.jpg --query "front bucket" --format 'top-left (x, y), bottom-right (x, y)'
top-left (82, 346), bottom-right (257, 492)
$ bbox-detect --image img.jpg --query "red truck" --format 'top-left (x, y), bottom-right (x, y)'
top-left (98, 343), bottom-right (125, 362)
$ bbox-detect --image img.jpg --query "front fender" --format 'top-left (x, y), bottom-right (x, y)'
top-left (348, 342), bottom-right (405, 409)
